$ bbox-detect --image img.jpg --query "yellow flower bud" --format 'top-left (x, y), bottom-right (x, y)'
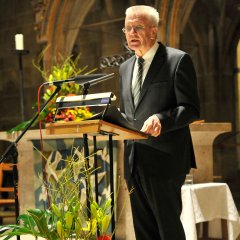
top-left (90, 204), bottom-right (98, 218)
top-left (65, 211), bottom-right (73, 229)
top-left (101, 215), bottom-right (110, 234)
top-left (56, 220), bottom-right (64, 238)
top-left (51, 203), bottom-right (61, 217)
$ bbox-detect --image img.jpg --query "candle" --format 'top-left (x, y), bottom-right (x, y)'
top-left (15, 34), bottom-right (24, 50)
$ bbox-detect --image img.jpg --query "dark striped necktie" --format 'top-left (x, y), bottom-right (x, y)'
top-left (132, 57), bottom-right (144, 107)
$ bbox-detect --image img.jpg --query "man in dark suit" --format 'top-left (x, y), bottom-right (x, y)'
top-left (119, 5), bottom-right (200, 240)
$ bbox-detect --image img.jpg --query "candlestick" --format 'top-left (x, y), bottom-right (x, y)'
top-left (12, 48), bottom-right (29, 122)
top-left (15, 34), bottom-right (24, 50)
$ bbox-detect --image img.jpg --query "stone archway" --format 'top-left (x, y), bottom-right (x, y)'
top-left (31, 0), bottom-right (96, 69)
top-left (157, 0), bottom-right (196, 47)
top-left (31, 0), bottom-right (196, 64)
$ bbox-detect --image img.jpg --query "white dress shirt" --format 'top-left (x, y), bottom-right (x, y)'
top-left (132, 42), bottom-right (159, 89)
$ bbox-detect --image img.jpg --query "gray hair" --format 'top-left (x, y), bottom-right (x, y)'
top-left (125, 5), bottom-right (160, 26)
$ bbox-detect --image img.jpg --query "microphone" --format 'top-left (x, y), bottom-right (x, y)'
top-left (82, 73), bottom-right (114, 87)
top-left (43, 73), bottom-right (107, 86)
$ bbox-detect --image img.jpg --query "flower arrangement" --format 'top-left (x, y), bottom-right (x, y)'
top-left (8, 49), bottom-right (96, 133)
top-left (0, 147), bottom-right (114, 240)
top-left (34, 50), bottom-right (97, 124)
top-left (45, 106), bottom-right (94, 123)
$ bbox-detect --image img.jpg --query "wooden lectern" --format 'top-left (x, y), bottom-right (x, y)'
top-left (46, 119), bottom-right (147, 239)
top-left (46, 119), bottom-right (147, 141)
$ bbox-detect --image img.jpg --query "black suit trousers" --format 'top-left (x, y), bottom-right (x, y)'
top-left (127, 166), bottom-right (186, 240)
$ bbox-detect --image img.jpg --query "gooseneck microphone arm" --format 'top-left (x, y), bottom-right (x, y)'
top-left (81, 73), bottom-right (115, 94)
top-left (43, 73), bottom-right (107, 86)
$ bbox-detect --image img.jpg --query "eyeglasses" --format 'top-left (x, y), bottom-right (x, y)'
top-left (122, 25), bottom-right (145, 34)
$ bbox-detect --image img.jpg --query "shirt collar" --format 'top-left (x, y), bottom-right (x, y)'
top-left (136, 42), bottom-right (159, 62)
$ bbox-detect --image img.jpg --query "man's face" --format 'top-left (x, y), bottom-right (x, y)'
top-left (124, 14), bottom-right (157, 56)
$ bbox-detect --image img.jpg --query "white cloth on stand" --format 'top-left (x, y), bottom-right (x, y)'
top-left (181, 182), bottom-right (240, 240)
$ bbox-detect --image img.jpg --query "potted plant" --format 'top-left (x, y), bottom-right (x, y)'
top-left (0, 147), bottom-right (114, 239)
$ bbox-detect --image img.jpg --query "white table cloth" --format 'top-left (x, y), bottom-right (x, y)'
top-left (181, 182), bottom-right (240, 240)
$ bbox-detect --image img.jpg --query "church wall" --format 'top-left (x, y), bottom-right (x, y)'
top-left (0, 0), bottom-right (42, 131)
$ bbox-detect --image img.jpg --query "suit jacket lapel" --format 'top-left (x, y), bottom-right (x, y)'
top-left (135, 43), bottom-right (166, 110)
top-left (125, 56), bottom-right (136, 111)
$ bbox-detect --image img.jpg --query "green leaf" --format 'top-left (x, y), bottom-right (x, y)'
top-left (104, 199), bottom-right (111, 212)
top-left (27, 209), bottom-right (50, 237)
top-left (0, 225), bottom-right (37, 239)
top-left (17, 214), bottom-right (36, 231)
top-left (7, 119), bottom-right (33, 133)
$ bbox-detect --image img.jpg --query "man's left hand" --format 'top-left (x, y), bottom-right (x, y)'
top-left (140, 115), bottom-right (161, 137)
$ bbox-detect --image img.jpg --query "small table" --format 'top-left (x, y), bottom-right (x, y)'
top-left (181, 182), bottom-right (240, 240)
